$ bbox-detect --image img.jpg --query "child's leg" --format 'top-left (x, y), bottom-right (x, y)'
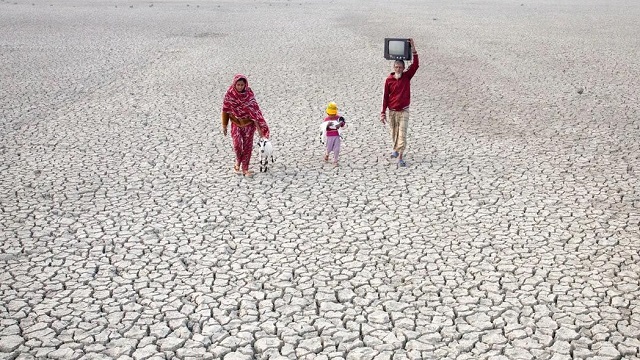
top-left (326, 137), bottom-right (337, 162)
top-left (333, 137), bottom-right (341, 163)
top-left (324, 139), bottom-right (333, 161)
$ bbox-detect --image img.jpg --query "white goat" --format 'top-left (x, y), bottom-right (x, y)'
top-left (257, 138), bottom-right (274, 172)
top-left (319, 117), bottom-right (345, 144)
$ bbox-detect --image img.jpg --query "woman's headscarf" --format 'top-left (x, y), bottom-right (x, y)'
top-left (222, 74), bottom-right (270, 139)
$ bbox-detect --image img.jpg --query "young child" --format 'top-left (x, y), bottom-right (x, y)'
top-left (321, 102), bottom-right (346, 165)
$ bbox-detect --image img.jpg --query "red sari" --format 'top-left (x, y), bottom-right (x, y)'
top-left (222, 74), bottom-right (270, 172)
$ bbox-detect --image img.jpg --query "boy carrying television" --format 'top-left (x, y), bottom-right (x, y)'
top-left (321, 102), bottom-right (346, 166)
top-left (380, 38), bottom-right (419, 167)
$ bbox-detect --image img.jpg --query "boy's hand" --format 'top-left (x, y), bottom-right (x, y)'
top-left (380, 113), bottom-right (386, 125)
top-left (222, 128), bottom-right (228, 136)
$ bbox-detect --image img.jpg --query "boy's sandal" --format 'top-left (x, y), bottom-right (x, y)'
top-left (233, 164), bottom-right (242, 174)
top-left (398, 159), bottom-right (407, 167)
top-left (243, 170), bottom-right (254, 177)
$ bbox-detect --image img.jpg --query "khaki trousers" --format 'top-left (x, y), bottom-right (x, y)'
top-left (389, 109), bottom-right (409, 152)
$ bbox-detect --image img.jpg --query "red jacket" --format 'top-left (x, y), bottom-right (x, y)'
top-left (381, 54), bottom-right (419, 113)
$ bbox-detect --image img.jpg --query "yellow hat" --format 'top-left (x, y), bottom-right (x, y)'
top-left (326, 102), bottom-right (338, 115)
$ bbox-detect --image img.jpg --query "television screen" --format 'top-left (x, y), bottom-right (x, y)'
top-left (384, 38), bottom-right (412, 61)
top-left (388, 40), bottom-right (406, 56)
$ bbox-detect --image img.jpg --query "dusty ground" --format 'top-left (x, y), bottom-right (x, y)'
top-left (1, 0), bottom-right (639, 359)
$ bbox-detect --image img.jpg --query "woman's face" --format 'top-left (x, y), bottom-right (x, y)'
top-left (235, 79), bottom-right (246, 93)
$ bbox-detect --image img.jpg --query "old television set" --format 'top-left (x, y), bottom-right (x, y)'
top-left (384, 38), bottom-right (412, 61)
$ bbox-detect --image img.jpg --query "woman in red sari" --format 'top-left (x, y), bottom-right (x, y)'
top-left (221, 74), bottom-right (270, 177)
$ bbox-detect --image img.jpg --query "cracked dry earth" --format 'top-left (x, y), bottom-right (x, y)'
top-left (1, 0), bottom-right (639, 359)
